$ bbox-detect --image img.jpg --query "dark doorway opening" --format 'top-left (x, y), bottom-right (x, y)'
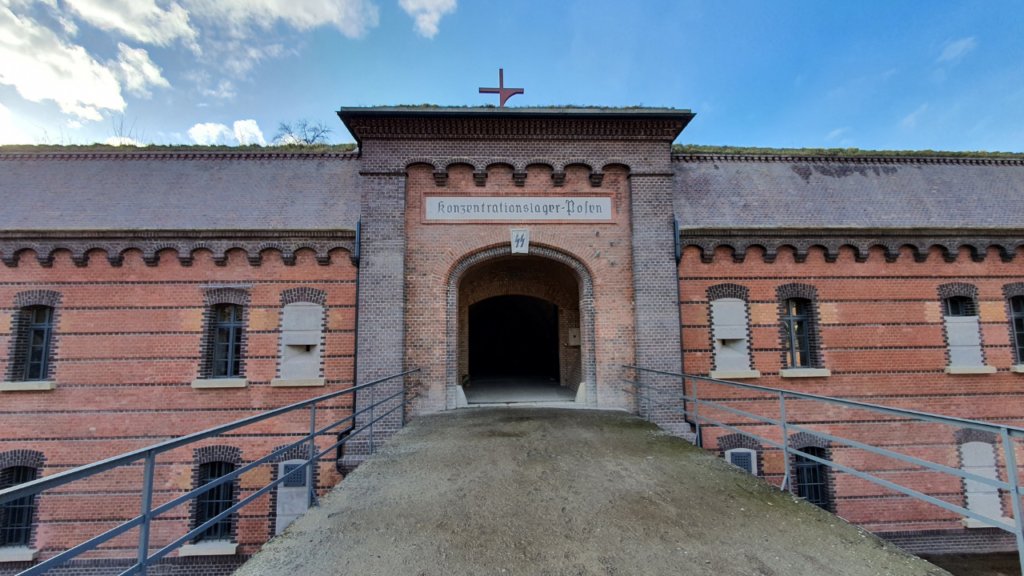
top-left (469, 295), bottom-right (560, 381)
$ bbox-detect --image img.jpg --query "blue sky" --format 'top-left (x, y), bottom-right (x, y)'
top-left (1, 0), bottom-right (1022, 151)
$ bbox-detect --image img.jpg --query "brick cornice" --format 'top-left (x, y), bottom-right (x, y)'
top-left (679, 228), bottom-right (1024, 263)
top-left (340, 109), bottom-right (692, 144)
top-left (0, 230), bottom-right (356, 267)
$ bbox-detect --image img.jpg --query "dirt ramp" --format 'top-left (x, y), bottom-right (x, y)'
top-left (236, 408), bottom-right (949, 576)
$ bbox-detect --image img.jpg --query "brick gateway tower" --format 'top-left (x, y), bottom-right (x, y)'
top-left (338, 107), bottom-right (696, 449)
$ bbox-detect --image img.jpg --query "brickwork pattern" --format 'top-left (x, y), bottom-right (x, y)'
top-left (0, 250), bottom-right (356, 566)
top-left (402, 163), bottom-right (634, 414)
top-left (680, 243), bottom-right (1024, 546)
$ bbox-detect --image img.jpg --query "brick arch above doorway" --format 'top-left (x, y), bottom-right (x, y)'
top-left (445, 245), bottom-right (597, 409)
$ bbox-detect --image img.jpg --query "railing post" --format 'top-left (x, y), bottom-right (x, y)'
top-left (779, 392), bottom-right (791, 492)
top-left (307, 403), bottom-right (317, 509)
top-left (369, 390), bottom-right (376, 454)
top-left (691, 377), bottom-right (702, 448)
top-left (136, 451), bottom-right (155, 576)
top-left (999, 428), bottom-right (1024, 576)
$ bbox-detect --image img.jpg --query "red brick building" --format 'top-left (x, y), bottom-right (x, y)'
top-left (0, 107), bottom-right (1022, 573)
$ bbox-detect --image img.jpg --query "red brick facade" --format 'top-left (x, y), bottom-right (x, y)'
top-left (1, 108), bottom-right (1023, 572)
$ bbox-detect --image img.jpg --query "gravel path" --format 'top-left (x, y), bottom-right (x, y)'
top-left (236, 408), bottom-right (949, 576)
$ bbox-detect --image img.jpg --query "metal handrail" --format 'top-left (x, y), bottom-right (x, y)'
top-left (0, 368), bottom-right (419, 576)
top-left (623, 365), bottom-right (1024, 574)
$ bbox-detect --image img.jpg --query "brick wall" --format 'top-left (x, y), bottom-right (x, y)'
top-left (403, 163), bottom-right (637, 413)
top-left (682, 243), bottom-right (1024, 547)
top-left (0, 248), bottom-right (357, 564)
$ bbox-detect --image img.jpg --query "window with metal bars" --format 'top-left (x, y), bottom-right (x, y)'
top-left (1011, 297), bottom-right (1024, 364)
top-left (781, 298), bottom-right (812, 368)
top-left (794, 446), bottom-right (831, 510)
top-left (211, 304), bottom-right (244, 378)
top-left (17, 306), bottom-right (55, 381)
top-left (194, 461), bottom-right (235, 541)
top-left (0, 466), bottom-right (38, 547)
top-left (945, 296), bottom-right (977, 317)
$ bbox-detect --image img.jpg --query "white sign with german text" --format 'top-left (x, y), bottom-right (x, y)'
top-left (425, 197), bottom-right (612, 221)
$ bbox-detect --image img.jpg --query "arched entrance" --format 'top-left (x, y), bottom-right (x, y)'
top-left (447, 247), bottom-right (596, 407)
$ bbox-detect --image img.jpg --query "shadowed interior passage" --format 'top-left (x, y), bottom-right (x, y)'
top-left (469, 295), bottom-right (559, 381)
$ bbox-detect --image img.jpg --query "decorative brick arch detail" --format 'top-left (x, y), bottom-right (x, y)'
top-left (6, 290), bottom-right (63, 382)
top-left (954, 428), bottom-right (997, 445)
top-left (717, 433), bottom-right (762, 451)
top-left (776, 283), bottom-right (825, 369)
top-left (189, 445), bottom-right (243, 543)
top-left (13, 290), bottom-right (61, 309)
top-left (938, 282), bottom-right (980, 304)
top-left (445, 244), bottom-right (597, 409)
top-left (1003, 283), bottom-right (1024, 300)
top-left (280, 287), bottom-right (327, 306)
top-left (789, 431), bottom-right (829, 449)
top-left (706, 283), bottom-right (749, 302)
top-left (198, 287), bottom-right (251, 379)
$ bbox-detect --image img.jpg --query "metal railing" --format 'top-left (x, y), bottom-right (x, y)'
top-left (0, 368), bottom-right (419, 576)
top-left (623, 365), bottom-right (1024, 574)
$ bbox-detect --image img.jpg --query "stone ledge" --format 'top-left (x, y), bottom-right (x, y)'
top-left (0, 380), bottom-right (55, 392)
top-left (1011, 365), bottom-right (1024, 374)
top-left (964, 516), bottom-right (1014, 529)
top-left (0, 547), bottom-right (38, 563)
top-left (709, 369), bottom-right (761, 380)
top-left (191, 378), bottom-right (247, 389)
top-left (779, 368), bottom-right (831, 378)
top-left (271, 378), bottom-right (326, 387)
top-left (178, 541), bottom-right (238, 557)
top-left (944, 365), bottom-right (997, 375)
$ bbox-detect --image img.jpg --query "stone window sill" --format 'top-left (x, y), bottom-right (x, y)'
top-left (191, 378), bottom-right (247, 389)
top-left (271, 378), bottom-right (326, 388)
top-left (944, 365), bottom-right (997, 375)
top-left (0, 380), bottom-right (55, 392)
top-left (178, 541), bottom-right (238, 556)
top-left (0, 546), bottom-right (38, 563)
top-left (964, 516), bottom-right (1014, 529)
top-left (1011, 365), bottom-right (1024, 374)
top-left (779, 368), bottom-right (831, 378)
top-left (709, 370), bottom-right (761, 380)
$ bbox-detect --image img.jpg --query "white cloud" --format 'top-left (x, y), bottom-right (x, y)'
top-left (64, 0), bottom-right (198, 48)
top-left (187, 121), bottom-right (233, 144)
top-left (111, 43), bottom-right (169, 98)
top-left (103, 135), bottom-right (144, 146)
top-left (901, 103), bottom-right (929, 129)
top-left (184, 0), bottom-right (380, 39)
top-left (232, 119), bottom-right (265, 145)
top-left (938, 36), bottom-right (976, 64)
top-left (825, 127), bottom-right (849, 141)
top-left (199, 79), bottom-right (237, 100)
top-left (399, 0), bottom-right (455, 38)
top-left (0, 4), bottom-right (125, 120)
top-left (187, 119), bottom-right (265, 145)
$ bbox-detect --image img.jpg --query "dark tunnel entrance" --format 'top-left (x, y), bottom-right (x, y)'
top-left (468, 295), bottom-right (560, 382)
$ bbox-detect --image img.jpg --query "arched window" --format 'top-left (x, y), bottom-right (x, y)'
top-left (18, 306), bottom-right (55, 381)
top-left (939, 284), bottom-right (989, 372)
top-left (781, 298), bottom-right (812, 368)
top-left (1010, 296), bottom-right (1024, 364)
top-left (0, 465), bottom-right (39, 547)
top-left (211, 304), bottom-right (244, 378)
top-left (794, 446), bottom-right (831, 510)
top-left (194, 461), bottom-right (236, 541)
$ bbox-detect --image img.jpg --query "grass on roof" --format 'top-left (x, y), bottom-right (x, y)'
top-left (0, 143), bottom-right (359, 154)
top-left (673, 144), bottom-right (1024, 159)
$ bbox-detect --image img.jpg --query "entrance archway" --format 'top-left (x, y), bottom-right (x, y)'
top-left (446, 247), bottom-right (596, 407)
